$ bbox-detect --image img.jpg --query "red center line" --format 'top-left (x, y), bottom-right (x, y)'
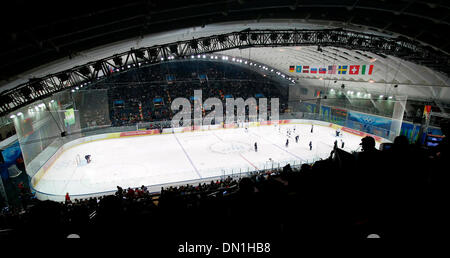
top-left (239, 153), bottom-right (258, 170)
top-left (212, 132), bottom-right (258, 170)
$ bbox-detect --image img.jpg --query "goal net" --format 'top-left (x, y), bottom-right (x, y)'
top-left (75, 154), bottom-right (82, 166)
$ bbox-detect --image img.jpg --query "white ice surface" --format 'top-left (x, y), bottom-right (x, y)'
top-left (34, 124), bottom-right (380, 197)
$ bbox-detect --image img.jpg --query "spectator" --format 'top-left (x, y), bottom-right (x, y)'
top-left (65, 193), bottom-right (71, 204)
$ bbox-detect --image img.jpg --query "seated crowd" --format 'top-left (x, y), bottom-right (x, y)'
top-left (89, 60), bottom-right (288, 127)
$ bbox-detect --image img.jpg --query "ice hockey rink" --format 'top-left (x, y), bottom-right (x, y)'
top-left (33, 123), bottom-right (383, 199)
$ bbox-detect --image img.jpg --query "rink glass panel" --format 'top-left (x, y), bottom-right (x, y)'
top-left (288, 94), bottom-right (406, 141)
top-left (11, 89), bottom-right (111, 180)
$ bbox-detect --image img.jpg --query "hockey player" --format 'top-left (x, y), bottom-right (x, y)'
top-left (311, 124), bottom-right (314, 133)
top-left (334, 140), bottom-right (338, 149)
top-left (336, 128), bottom-right (341, 137)
top-left (341, 140), bottom-right (345, 149)
top-left (309, 141), bottom-right (312, 151)
top-left (254, 142), bottom-right (258, 152)
top-left (295, 135), bottom-right (299, 143)
top-left (85, 155), bottom-right (91, 164)
top-left (286, 139), bottom-right (289, 147)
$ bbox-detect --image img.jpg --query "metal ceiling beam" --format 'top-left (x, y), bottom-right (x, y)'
top-left (1, 28), bottom-right (449, 116)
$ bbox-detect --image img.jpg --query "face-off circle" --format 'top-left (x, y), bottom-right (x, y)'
top-left (209, 141), bottom-right (252, 154)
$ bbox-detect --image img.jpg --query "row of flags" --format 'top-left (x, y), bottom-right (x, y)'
top-left (289, 64), bottom-right (374, 75)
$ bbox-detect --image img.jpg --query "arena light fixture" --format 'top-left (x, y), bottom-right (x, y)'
top-left (17, 112), bottom-right (23, 116)
top-left (113, 56), bottom-right (123, 66)
top-left (149, 48), bottom-right (158, 58)
top-left (379, 95), bottom-right (384, 98)
top-left (57, 73), bottom-right (70, 82)
top-left (10, 114), bottom-right (16, 119)
top-left (202, 39), bottom-right (211, 47)
top-left (78, 66), bottom-right (91, 76)
top-left (134, 49), bottom-right (145, 59)
top-left (190, 40), bottom-right (198, 49)
top-left (239, 33), bottom-right (247, 42)
top-left (218, 35), bottom-right (227, 43)
top-left (169, 44), bottom-right (178, 55)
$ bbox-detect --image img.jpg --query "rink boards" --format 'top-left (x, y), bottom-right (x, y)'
top-left (31, 119), bottom-right (387, 201)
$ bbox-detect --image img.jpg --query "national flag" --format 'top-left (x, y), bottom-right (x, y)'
top-left (302, 66), bottom-right (309, 73)
top-left (349, 65), bottom-right (360, 75)
top-left (423, 105), bottom-right (431, 122)
top-left (361, 64), bottom-right (374, 75)
top-left (328, 65), bottom-right (336, 74)
top-left (319, 67), bottom-right (327, 74)
top-left (289, 66), bottom-right (295, 72)
top-left (296, 65), bottom-right (302, 73)
top-left (338, 65), bottom-right (348, 74)
top-left (315, 90), bottom-right (322, 97)
top-left (310, 68), bottom-right (318, 74)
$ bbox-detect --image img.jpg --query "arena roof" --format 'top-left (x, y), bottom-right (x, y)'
top-left (1, 0), bottom-right (450, 108)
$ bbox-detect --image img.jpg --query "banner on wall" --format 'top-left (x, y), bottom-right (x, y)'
top-left (347, 111), bottom-right (392, 130)
top-left (64, 108), bottom-right (75, 127)
top-left (330, 107), bottom-right (347, 125)
top-left (302, 102), bottom-right (316, 113)
top-left (320, 106), bottom-right (331, 122)
top-left (1, 142), bottom-right (22, 164)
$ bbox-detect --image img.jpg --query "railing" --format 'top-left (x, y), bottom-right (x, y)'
top-left (32, 156), bottom-right (322, 202)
